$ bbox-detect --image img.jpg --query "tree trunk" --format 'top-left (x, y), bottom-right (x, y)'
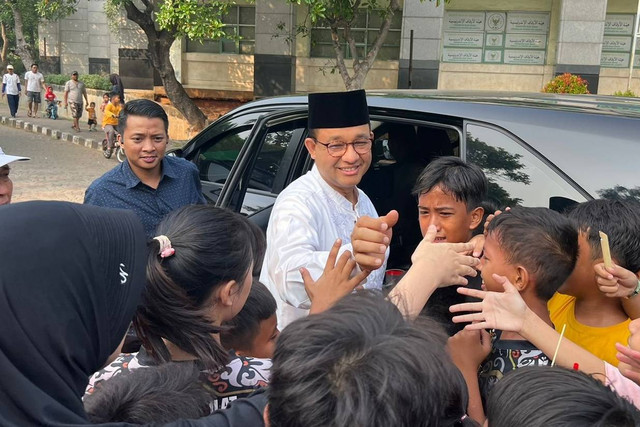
top-left (9, 2), bottom-right (35, 70)
top-left (122, 1), bottom-right (207, 132)
top-left (147, 32), bottom-right (207, 132)
top-left (0, 22), bottom-right (8, 63)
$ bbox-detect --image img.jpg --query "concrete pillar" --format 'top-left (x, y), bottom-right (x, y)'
top-left (555, 0), bottom-right (608, 92)
top-left (397, 0), bottom-right (444, 89)
top-left (253, 0), bottom-right (296, 96)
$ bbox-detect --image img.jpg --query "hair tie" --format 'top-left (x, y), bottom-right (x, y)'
top-left (153, 235), bottom-right (175, 258)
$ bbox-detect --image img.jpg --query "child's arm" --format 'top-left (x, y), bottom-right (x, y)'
top-left (447, 329), bottom-right (491, 424)
top-left (451, 274), bottom-right (606, 379)
top-left (388, 225), bottom-right (479, 319)
top-left (594, 262), bottom-right (640, 319)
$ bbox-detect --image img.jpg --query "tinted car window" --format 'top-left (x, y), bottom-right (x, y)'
top-left (465, 123), bottom-right (586, 208)
top-left (197, 128), bottom-right (252, 203)
top-left (239, 120), bottom-right (306, 216)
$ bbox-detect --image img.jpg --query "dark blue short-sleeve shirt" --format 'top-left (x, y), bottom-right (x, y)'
top-left (84, 156), bottom-right (206, 237)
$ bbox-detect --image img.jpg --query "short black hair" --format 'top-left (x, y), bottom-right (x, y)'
top-left (118, 99), bottom-right (169, 135)
top-left (103, 92), bottom-right (111, 98)
top-left (488, 207), bottom-right (578, 301)
top-left (487, 366), bottom-right (640, 427)
top-left (84, 363), bottom-right (211, 423)
top-left (220, 280), bottom-right (276, 352)
top-left (30, 63), bottom-right (38, 68)
top-left (268, 290), bottom-right (473, 427)
top-left (413, 156), bottom-right (488, 211)
top-left (568, 199), bottom-right (640, 273)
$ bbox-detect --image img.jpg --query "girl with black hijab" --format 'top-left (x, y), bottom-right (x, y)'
top-left (109, 74), bottom-right (125, 102)
top-left (0, 201), bottom-right (147, 426)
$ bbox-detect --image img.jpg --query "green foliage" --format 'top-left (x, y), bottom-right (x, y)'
top-left (44, 74), bottom-right (68, 86)
top-left (156, 0), bottom-right (230, 40)
top-left (613, 89), bottom-right (637, 97)
top-left (45, 74), bottom-right (111, 91)
top-left (36, 0), bottom-right (78, 21)
top-left (543, 73), bottom-right (590, 94)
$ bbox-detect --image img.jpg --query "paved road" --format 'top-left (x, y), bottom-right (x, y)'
top-left (1, 125), bottom-right (116, 203)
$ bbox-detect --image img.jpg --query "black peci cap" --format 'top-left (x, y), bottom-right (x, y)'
top-left (308, 89), bottom-right (369, 129)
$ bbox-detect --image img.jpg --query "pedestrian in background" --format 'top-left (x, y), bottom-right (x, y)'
top-left (2, 65), bottom-right (21, 118)
top-left (110, 73), bottom-right (125, 102)
top-left (23, 63), bottom-right (44, 118)
top-left (64, 71), bottom-right (88, 132)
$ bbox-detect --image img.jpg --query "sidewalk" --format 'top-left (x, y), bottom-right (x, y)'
top-left (0, 100), bottom-right (186, 151)
top-left (0, 99), bottom-right (105, 151)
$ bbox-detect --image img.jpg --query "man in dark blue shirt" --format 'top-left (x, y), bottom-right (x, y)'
top-left (85, 99), bottom-right (205, 237)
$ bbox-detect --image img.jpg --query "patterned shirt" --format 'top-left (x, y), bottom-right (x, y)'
top-left (478, 330), bottom-right (550, 407)
top-left (85, 347), bottom-right (271, 412)
top-left (84, 156), bottom-right (206, 237)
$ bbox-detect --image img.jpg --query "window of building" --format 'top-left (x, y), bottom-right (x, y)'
top-left (310, 10), bottom-right (402, 60)
top-left (185, 6), bottom-right (255, 55)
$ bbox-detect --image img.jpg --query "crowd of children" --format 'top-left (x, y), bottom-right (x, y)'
top-left (2, 141), bottom-right (640, 425)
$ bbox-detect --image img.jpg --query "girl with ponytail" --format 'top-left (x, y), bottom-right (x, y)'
top-left (86, 205), bottom-right (270, 411)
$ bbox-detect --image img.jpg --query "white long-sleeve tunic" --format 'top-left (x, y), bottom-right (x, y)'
top-left (260, 165), bottom-right (388, 329)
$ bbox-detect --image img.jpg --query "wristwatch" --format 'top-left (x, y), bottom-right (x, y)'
top-left (626, 280), bottom-right (640, 299)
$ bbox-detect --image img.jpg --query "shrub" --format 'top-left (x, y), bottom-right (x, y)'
top-left (45, 74), bottom-right (111, 91)
top-left (543, 73), bottom-right (590, 94)
top-left (613, 89), bottom-right (637, 97)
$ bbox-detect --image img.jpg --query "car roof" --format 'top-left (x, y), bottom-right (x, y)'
top-left (233, 90), bottom-right (640, 119)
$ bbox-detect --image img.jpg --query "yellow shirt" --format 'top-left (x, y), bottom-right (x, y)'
top-left (548, 292), bottom-right (630, 367)
top-left (102, 102), bottom-right (122, 127)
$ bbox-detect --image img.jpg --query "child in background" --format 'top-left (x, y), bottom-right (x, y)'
top-left (549, 199), bottom-right (640, 366)
top-left (448, 207), bottom-right (578, 423)
top-left (99, 92), bottom-right (109, 113)
top-left (486, 366), bottom-right (640, 426)
top-left (86, 101), bottom-right (97, 131)
top-left (44, 86), bottom-right (59, 119)
top-left (220, 281), bottom-right (280, 359)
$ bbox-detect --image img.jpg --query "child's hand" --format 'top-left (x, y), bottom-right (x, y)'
top-left (468, 234), bottom-right (485, 258)
top-left (616, 342), bottom-right (640, 385)
top-left (483, 207), bottom-right (510, 236)
top-left (594, 263), bottom-right (639, 298)
top-left (447, 329), bottom-right (491, 373)
top-left (450, 274), bottom-right (528, 333)
top-left (410, 225), bottom-right (479, 288)
top-left (301, 239), bottom-right (370, 315)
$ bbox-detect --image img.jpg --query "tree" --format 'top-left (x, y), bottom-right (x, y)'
top-left (0, 0), bottom-right (44, 71)
top-left (466, 135), bottom-right (531, 208)
top-left (40, 0), bottom-right (232, 132)
top-left (288, 0), bottom-right (446, 90)
top-left (598, 185), bottom-right (640, 202)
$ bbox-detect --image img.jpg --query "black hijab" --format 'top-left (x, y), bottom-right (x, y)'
top-left (0, 201), bottom-right (146, 425)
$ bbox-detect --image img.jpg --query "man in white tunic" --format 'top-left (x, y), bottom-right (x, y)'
top-left (261, 89), bottom-right (390, 328)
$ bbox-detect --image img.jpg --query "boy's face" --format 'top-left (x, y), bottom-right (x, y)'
top-left (417, 185), bottom-right (483, 243)
top-left (558, 232), bottom-right (595, 297)
top-left (243, 314), bottom-right (280, 359)
top-left (479, 231), bottom-right (519, 291)
top-left (103, 95), bottom-right (109, 102)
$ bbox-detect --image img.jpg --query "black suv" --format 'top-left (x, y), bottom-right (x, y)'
top-left (175, 90), bottom-right (640, 268)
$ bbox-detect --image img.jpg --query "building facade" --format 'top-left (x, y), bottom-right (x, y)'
top-left (40, 0), bottom-right (640, 96)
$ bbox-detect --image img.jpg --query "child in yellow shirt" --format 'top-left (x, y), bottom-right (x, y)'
top-left (549, 199), bottom-right (640, 367)
top-left (86, 102), bottom-right (97, 131)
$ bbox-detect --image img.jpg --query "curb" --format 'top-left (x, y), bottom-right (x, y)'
top-left (0, 114), bottom-right (102, 152)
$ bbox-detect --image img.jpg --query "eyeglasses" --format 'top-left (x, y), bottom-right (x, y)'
top-left (311, 138), bottom-right (372, 157)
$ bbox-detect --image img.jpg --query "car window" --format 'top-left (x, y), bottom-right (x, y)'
top-left (465, 123), bottom-right (586, 209)
top-left (239, 120), bottom-right (307, 216)
top-left (197, 128), bottom-right (252, 203)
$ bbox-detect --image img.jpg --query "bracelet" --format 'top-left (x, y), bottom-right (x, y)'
top-left (626, 280), bottom-right (640, 299)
